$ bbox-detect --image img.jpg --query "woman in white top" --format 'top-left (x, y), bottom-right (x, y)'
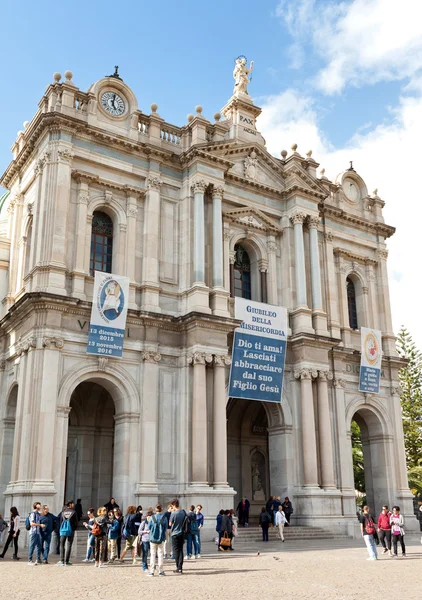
top-left (390, 505), bottom-right (405, 558)
top-left (275, 506), bottom-right (287, 542)
top-left (0, 507), bottom-right (21, 560)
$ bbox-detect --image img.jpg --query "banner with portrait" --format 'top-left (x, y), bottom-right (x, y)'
top-left (87, 271), bottom-right (129, 358)
top-left (358, 327), bottom-right (382, 394)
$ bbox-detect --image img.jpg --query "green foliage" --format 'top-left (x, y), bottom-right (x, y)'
top-left (351, 420), bottom-right (365, 493)
top-left (396, 327), bottom-right (422, 469)
top-left (407, 462), bottom-right (422, 496)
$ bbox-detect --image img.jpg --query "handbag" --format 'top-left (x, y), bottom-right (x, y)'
top-left (220, 532), bottom-right (231, 548)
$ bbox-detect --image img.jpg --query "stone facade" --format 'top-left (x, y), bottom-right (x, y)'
top-left (0, 68), bottom-right (415, 534)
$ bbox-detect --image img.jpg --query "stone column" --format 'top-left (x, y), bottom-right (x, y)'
top-left (290, 213), bottom-right (313, 333)
top-left (266, 237), bottom-right (278, 304)
top-left (309, 216), bottom-right (328, 334)
top-left (187, 180), bottom-right (211, 313)
top-left (333, 378), bottom-right (355, 517)
top-left (376, 249), bottom-right (396, 354)
top-left (210, 186), bottom-right (229, 316)
top-left (139, 351), bottom-right (161, 492)
top-left (336, 253), bottom-right (352, 347)
top-left (71, 177), bottom-right (89, 299)
top-left (390, 386), bottom-right (411, 493)
top-left (53, 405), bottom-right (71, 515)
top-left (258, 260), bottom-right (268, 304)
top-left (324, 231), bottom-right (341, 338)
top-left (366, 263), bottom-right (379, 330)
top-left (188, 352), bottom-right (212, 486)
top-left (141, 175), bottom-right (162, 311)
top-left (362, 286), bottom-right (370, 327)
top-left (317, 371), bottom-right (336, 489)
top-left (125, 194), bottom-right (138, 308)
top-left (223, 227), bottom-right (231, 294)
top-left (294, 368), bottom-right (318, 487)
top-left (114, 412), bottom-right (140, 509)
top-left (213, 355), bottom-right (231, 487)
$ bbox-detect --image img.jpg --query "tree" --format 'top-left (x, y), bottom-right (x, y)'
top-left (396, 327), bottom-right (422, 469)
top-left (351, 420), bottom-right (365, 494)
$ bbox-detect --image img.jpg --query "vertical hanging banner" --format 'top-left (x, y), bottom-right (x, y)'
top-left (87, 272), bottom-right (129, 358)
top-left (359, 327), bottom-right (382, 394)
top-left (228, 297), bottom-right (288, 403)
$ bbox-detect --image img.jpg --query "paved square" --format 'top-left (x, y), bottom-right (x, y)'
top-left (2, 538), bottom-right (421, 600)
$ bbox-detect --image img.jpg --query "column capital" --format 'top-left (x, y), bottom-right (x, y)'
top-left (334, 378), bottom-right (346, 388)
top-left (318, 370), bottom-right (333, 381)
top-left (127, 205), bottom-right (138, 218)
top-left (57, 147), bottom-right (75, 164)
top-left (187, 352), bottom-right (213, 366)
top-left (290, 211), bottom-right (307, 226)
top-left (142, 350), bottom-right (161, 363)
top-left (57, 405), bottom-right (72, 417)
top-left (258, 258), bottom-right (268, 273)
top-left (214, 354), bottom-right (232, 367)
top-left (267, 241), bottom-right (278, 254)
top-left (16, 335), bottom-right (37, 356)
top-left (223, 229), bottom-right (232, 242)
top-left (229, 250), bottom-right (236, 265)
top-left (324, 230), bottom-right (334, 243)
top-left (42, 337), bottom-right (64, 350)
top-left (376, 248), bottom-right (388, 260)
top-left (390, 385), bottom-right (402, 396)
top-left (308, 215), bottom-right (321, 229)
top-left (192, 179), bottom-right (208, 194)
top-left (294, 368), bottom-right (312, 380)
top-left (212, 184), bottom-right (225, 199)
top-left (147, 175), bottom-right (162, 191)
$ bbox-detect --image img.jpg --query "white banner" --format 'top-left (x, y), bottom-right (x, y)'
top-left (87, 272), bottom-right (129, 358)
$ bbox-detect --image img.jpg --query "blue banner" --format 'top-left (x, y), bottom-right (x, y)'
top-left (359, 366), bottom-right (381, 394)
top-left (87, 324), bottom-right (125, 357)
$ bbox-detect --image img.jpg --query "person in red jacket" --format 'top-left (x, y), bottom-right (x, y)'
top-left (377, 505), bottom-right (393, 556)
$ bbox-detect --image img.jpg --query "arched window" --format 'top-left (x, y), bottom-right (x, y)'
top-left (347, 277), bottom-right (358, 329)
top-left (90, 211), bottom-right (113, 276)
top-left (234, 244), bottom-right (251, 299)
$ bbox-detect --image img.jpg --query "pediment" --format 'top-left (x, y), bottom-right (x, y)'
top-left (223, 206), bottom-right (282, 233)
top-left (283, 163), bottom-right (327, 198)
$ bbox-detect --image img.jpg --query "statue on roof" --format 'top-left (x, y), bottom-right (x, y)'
top-left (233, 56), bottom-right (254, 96)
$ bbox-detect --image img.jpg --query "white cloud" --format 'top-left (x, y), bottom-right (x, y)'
top-left (276, 0), bottom-right (422, 94)
top-left (258, 88), bottom-right (422, 347)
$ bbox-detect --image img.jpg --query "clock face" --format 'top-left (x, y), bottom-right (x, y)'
top-left (344, 179), bottom-right (360, 202)
top-left (100, 91), bottom-right (125, 116)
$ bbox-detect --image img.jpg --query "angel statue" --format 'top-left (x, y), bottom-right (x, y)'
top-left (233, 56), bottom-right (254, 96)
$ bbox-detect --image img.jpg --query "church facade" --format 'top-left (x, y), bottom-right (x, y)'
top-left (0, 65), bottom-right (415, 533)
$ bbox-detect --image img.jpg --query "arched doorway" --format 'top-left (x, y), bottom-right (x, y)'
top-left (65, 382), bottom-right (115, 509)
top-left (350, 407), bottom-right (393, 514)
top-left (0, 386), bottom-right (17, 513)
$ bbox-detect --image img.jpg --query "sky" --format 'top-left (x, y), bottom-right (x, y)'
top-left (1, 0), bottom-right (421, 347)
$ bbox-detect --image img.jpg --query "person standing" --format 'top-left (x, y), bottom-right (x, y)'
top-left (147, 504), bottom-right (167, 577)
top-left (282, 497), bottom-right (293, 525)
top-left (265, 496), bottom-right (274, 526)
top-left (28, 502), bottom-right (45, 565)
top-left (57, 500), bottom-right (78, 566)
top-left (360, 505), bottom-right (378, 561)
top-left (40, 505), bottom-right (57, 564)
top-left (259, 506), bottom-right (272, 542)
top-left (93, 506), bottom-right (109, 568)
top-left (219, 510), bottom-right (233, 552)
top-left (377, 505), bottom-right (393, 556)
top-left (169, 499), bottom-right (186, 574)
top-left (275, 505), bottom-right (287, 542)
top-left (119, 505), bottom-right (141, 564)
top-left (272, 496), bottom-right (282, 524)
top-left (390, 506), bottom-right (406, 558)
top-left (0, 507), bottom-right (21, 560)
top-left (82, 508), bottom-right (96, 562)
top-left (185, 505), bottom-right (200, 560)
top-left (236, 497), bottom-right (250, 527)
top-left (104, 497), bottom-right (119, 513)
top-left (113, 508), bottom-right (123, 559)
top-left (107, 510), bottom-right (120, 563)
top-left (0, 513), bottom-right (6, 545)
top-left (216, 509), bottom-right (224, 550)
top-left (75, 499), bottom-right (83, 522)
top-left (195, 505), bottom-right (204, 557)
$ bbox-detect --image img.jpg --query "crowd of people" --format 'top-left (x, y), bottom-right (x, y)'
top-left (0, 496), bottom-right (420, 569)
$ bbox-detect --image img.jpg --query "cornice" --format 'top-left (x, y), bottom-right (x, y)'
top-left (333, 248), bottom-right (378, 265)
top-left (180, 147), bottom-right (234, 171)
top-left (71, 169), bottom-right (144, 197)
top-left (321, 204), bottom-right (396, 239)
top-left (204, 142), bottom-right (285, 178)
top-left (223, 206), bottom-right (282, 233)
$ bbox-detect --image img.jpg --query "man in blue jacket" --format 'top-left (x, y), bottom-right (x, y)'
top-left (40, 505), bottom-right (57, 564)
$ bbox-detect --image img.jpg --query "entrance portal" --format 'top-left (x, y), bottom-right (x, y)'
top-left (227, 398), bottom-right (270, 516)
top-left (65, 382), bottom-right (115, 509)
top-left (0, 386), bottom-right (17, 513)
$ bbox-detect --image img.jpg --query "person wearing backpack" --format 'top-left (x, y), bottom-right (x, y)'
top-left (138, 509), bottom-right (153, 572)
top-left (147, 504), bottom-right (168, 577)
top-left (360, 505), bottom-right (378, 560)
top-left (169, 498), bottom-right (187, 574)
top-left (185, 505), bottom-right (199, 560)
top-left (57, 500), bottom-right (78, 566)
top-left (28, 502), bottom-right (45, 565)
top-left (92, 506), bottom-right (110, 567)
top-left (119, 505), bottom-right (142, 564)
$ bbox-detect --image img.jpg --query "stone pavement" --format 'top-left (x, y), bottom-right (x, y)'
top-left (1, 537), bottom-right (421, 600)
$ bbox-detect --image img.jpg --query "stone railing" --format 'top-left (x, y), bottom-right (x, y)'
top-left (138, 115), bottom-right (149, 135)
top-left (75, 92), bottom-right (89, 114)
top-left (161, 124), bottom-right (181, 145)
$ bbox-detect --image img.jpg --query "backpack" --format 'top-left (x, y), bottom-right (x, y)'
top-left (60, 517), bottom-right (73, 537)
top-left (182, 512), bottom-right (190, 534)
top-left (190, 516), bottom-right (199, 534)
top-left (25, 513), bottom-right (31, 531)
top-left (91, 521), bottom-right (102, 537)
top-left (365, 516), bottom-right (376, 535)
top-left (149, 514), bottom-right (167, 544)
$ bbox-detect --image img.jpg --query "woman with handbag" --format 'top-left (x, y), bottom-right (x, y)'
top-left (390, 506), bottom-right (406, 558)
top-left (219, 510), bottom-right (233, 552)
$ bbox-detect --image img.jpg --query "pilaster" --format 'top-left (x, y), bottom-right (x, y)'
top-left (141, 175), bottom-right (162, 312)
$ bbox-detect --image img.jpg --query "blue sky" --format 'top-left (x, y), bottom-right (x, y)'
top-left (1, 0), bottom-right (421, 345)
